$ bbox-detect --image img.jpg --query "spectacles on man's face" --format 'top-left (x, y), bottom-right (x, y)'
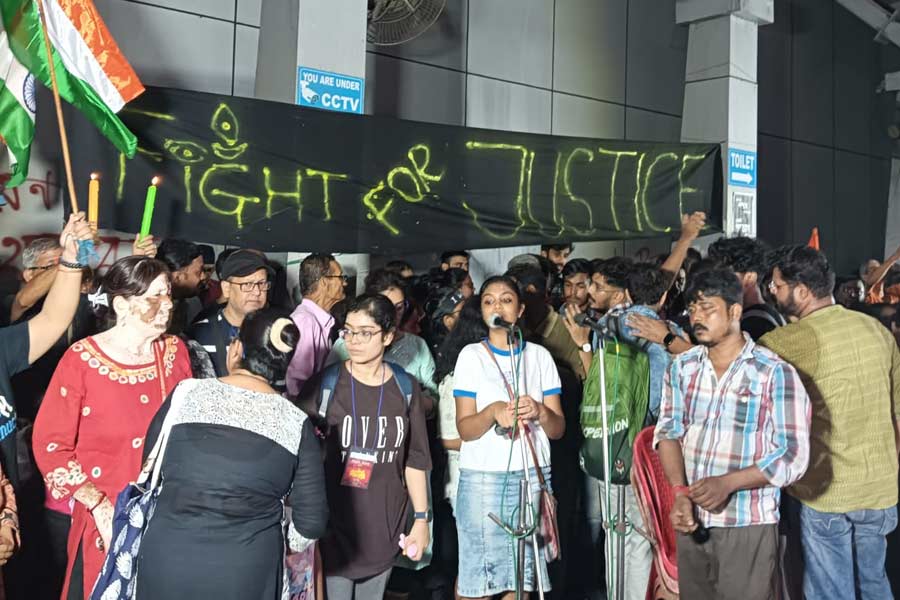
top-left (323, 274), bottom-right (349, 284)
top-left (229, 280), bottom-right (271, 293)
top-left (339, 328), bottom-right (382, 343)
top-left (767, 280), bottom-right (790, 295)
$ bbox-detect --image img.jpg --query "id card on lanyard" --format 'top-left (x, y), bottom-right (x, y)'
top-left (340, 363), bottom-right (385, 490)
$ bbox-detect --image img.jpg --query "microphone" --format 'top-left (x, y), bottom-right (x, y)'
top-left (691, 523), bottom-right (710, 544)
top-left (488, 313), bottom-right (517, 330)
top-left (574, 312), bottom-right (605, 333)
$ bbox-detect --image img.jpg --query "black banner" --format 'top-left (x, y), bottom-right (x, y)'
top-left (70, 87), bottom-right (722, 253)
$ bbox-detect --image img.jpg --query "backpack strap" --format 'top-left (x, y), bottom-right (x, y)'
top-left (318, 361), bottom-right (414, 418)
top-left (743, 307), bottom-right (784, 328)
top-left (317, 363), bottom-right (342, 419)
top-left (386, 361), bottom-right (414, 408)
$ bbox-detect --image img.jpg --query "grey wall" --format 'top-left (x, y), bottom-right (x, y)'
top-left (364, 0), bottom-right (688, 142)
top-left (92, 0), bottom-right (262, 98)
top-left (757, 0), bottom-right (899, 275)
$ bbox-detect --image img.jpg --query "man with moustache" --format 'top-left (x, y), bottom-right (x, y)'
top-left (759, 246), bottom-right (900, 599)
top-left (158, 238), bottom-right (205, 334)
top-left (187, 249), bottom-right (274, 377)
top-left (563, 256), bottom-right (633, 377)
top-left (655, 268), bottom-right (810, 600)
top-left (707, 236), bottom-right (786, 340)
top-left (558, 258), bottom-right (592, 316)
top-left (286, 253), bottom-right (347, 396)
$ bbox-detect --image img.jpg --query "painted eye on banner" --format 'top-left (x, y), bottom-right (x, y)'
top-left (163, 139), bottom-right (208, 164)
top-left (209, 103), bottom-right (249, 160)
top-left (210, 103), bottom-right (239, 145)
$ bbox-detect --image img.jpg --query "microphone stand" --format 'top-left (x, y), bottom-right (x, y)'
top-left (486, 327), bottom-right (546, 600)
top-left (587, 319), bottom-right (625, 600)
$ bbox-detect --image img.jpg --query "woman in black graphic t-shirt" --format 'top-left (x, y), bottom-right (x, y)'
top-left (298, 293), bottom-right (432, 600)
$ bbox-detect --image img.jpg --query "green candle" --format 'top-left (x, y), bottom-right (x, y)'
top-left (139, 176), bottom-right (160, 239)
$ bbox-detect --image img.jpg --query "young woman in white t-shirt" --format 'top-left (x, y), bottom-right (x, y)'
top-left (452, 275), bottom-right (564, 600)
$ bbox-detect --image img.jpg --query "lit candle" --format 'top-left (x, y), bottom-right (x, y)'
top-left (87, 173), bottom-right (99, 229)
top-left (139, 176), bottom-right (160, 240)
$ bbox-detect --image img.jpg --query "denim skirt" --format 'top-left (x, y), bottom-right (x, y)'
top-left (456, 467), bottom-right (552, 597)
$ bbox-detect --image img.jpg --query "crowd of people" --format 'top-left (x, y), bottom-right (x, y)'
top-left (0, 209), bottom-right (896, 600)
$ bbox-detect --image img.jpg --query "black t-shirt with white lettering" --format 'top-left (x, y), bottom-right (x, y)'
top-left (0, 323), bottom-right (30, 489)
top-left (298, 363), bottom-right (431, 580)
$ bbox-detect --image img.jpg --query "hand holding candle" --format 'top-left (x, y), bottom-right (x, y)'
top-left (87, 173), bottom-right (99, 230)
top-left (139, 176), bottom-right (160, 240)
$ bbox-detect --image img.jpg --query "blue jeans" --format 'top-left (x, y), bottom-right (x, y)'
top-left (796, 500), bottom-right (898, 599)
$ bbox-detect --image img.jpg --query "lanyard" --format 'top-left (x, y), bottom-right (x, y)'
top-left (349, 362), bottom-right (386, 449)
top-left (482, 339), bottom-right (525, 402)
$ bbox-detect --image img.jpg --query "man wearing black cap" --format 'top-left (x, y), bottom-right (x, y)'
top-left (186, 249), bottom-right (274, 376)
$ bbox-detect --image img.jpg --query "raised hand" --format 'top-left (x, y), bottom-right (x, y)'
top-left (680, 211), bottom-right (707, 242)
top-left (132, 234), bottom-right (158, 258)
top-left (58, 212), bottom-right (93, 264)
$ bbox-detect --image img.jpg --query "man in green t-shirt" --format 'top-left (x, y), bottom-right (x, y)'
top-left (760, 245), bottom-right (900, 599)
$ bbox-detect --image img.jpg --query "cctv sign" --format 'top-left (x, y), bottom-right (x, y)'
top-left (297, 67), bottom-right (365, 114)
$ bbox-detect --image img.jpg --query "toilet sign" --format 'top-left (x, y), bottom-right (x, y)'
top-left (297, 67), bottom-right (365, 114)
top-left (728, 148), bottom-right (757, 188)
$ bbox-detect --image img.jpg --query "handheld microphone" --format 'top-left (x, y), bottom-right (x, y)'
top-left (691, 523), bottom-right (710, 544)
top-left (488, 313), bottom-right (516, 330)
top-left (494, 423), bottom-right (512, 437)
top-left (574, 312), bottom-right (606, 333)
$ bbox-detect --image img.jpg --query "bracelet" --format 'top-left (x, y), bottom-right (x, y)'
top-left (58, 259), bottom-right (86, 270)
top-left (672, 485), bottom-right (690, 498)
top-left (87, 493), bottom-right (107, 513)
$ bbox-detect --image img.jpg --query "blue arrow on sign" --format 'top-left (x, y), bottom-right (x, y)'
top-left (728, 148), bottom-right (757, 188)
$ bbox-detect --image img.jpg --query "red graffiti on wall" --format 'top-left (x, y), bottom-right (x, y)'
top-left (0, 172), bottom-right (130, 280)
top-left (0, 171), bottom-right (58, 212)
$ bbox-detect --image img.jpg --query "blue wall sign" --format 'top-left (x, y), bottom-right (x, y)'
top-left (296, 67), bottom-right (365, 114)
top-left (728, 148), bottom-right (757, 188)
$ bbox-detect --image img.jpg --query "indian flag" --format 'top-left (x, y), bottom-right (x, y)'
top-left (0, 0), bottom-right (144, 186)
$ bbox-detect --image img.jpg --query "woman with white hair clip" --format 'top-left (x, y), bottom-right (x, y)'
top-left (129, 308), bottom-right (329, 599)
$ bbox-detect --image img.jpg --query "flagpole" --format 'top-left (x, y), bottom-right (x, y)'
top-left (35, 0), bottom-right (79, 214)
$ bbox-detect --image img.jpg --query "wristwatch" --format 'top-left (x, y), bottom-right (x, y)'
top-left (663, 332), bottom-right (677, 349)
top-left (581, 342), bottom-right (592, 353)
top-left (413, 510), bottom-right (433, 522)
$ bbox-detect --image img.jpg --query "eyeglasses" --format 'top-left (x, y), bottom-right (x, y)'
top-left (767, 280), bottom-right (790, 295)
top-left (339, 328), bottom-right (382, 343)
top-left (229, 280), bottom-right (271, 292)
top-left (322, 274), bottom-right (349, 283)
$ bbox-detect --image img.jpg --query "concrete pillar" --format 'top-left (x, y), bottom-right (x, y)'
top-left (678, 0), bottom-right (773, 238)
top-left (256, 1), bottom-right (369, 291)
top-left (254, 0), bottom-right (366, 104)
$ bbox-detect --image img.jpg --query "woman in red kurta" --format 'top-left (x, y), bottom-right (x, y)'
top-left (33, 256), bottom-right (192, 600)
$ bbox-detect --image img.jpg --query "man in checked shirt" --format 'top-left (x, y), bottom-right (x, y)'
top-left (655, 268), bottom-right (811, 599)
